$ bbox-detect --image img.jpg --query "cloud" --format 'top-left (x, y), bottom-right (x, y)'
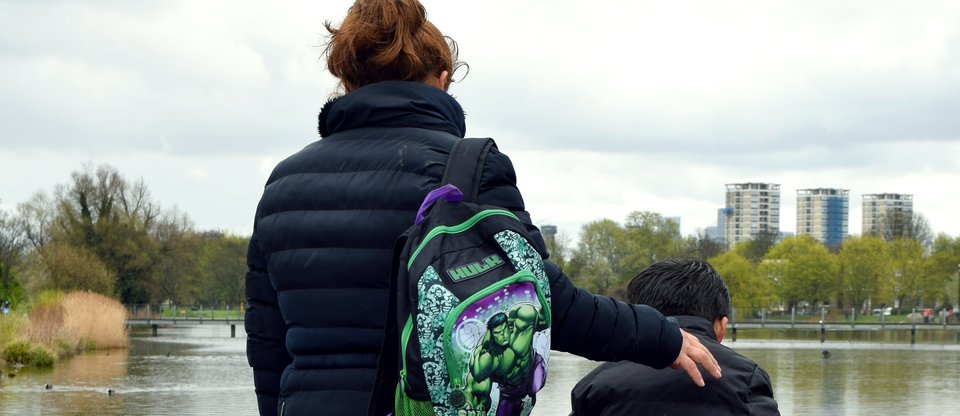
top-left (1, 0), bottom-right (958, 239)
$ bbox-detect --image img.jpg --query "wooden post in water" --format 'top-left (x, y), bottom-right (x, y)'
top-left (231, 324), bottom-right (236, 338)
top-left (732, 325), bottom-right (737, 342)
top-left (791, 306), bottom-right (796, 328)
top-left (911, 324), bottom-right (916, 345)
top-left (152, 324), bottom-right (158, 337)
top-left (851, 308), bottom-right (856, 328)
top-left (820, 323), bottom-right (826, 343)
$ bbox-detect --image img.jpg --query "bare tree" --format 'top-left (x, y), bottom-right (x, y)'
top-left (0, 206), bottom-right (27, 298)
top-left (15, 192), bottom-right (56, 251)
top-left (867, 210), bottom-right (933, 249)
top-left (904, 213), bottom-right (933, 250)
top-left (543, 230), bottom-right (572, 270)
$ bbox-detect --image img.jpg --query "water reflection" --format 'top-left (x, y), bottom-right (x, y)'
top-left (0, 326), bottom-right (256, 416)
top-left (737, 340), bottom-right (960, 415)
top-left (2, 327), bottom-right (959, 415)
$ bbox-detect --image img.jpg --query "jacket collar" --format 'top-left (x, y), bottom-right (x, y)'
top-left (673, 315), bottom-right (719, 341)
top-left (317, 81), bottom-right (467, 138)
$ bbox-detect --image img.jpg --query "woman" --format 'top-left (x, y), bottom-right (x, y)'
top-left (245, 1), bottom-right (719, 415)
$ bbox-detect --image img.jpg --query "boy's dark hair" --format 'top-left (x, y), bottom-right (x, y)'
top-left (626, 259), bottom-right (730, 322)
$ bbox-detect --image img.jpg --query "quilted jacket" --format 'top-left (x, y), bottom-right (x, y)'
top-left (245, 81), bottom-right (682, 415)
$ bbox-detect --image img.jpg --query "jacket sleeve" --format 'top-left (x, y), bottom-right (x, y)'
top-left (546, 261), bottom-right (682, 368)
top-left (477, 146), bottom-right (683, 369)
top-left (747, 365), bottom-right (780, 415)
top-left (245, 229), bottom-right (293, 416)
top-left (475, 145), bottom-right (547, 254)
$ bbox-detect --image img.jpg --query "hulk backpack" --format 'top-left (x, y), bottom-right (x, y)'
top-left (369, 138), bottom-right (552, 416)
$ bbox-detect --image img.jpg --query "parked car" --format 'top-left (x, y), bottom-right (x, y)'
top-left (872, 307), bottom-right (892, 316)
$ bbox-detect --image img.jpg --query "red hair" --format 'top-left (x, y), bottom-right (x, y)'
top-left (324, 0), bottom-right (460, 92)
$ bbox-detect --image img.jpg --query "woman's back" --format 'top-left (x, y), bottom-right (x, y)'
top-left (247, 80), bottom-right (536, 414)
top-left (245, 1), bottom-right (713, 415)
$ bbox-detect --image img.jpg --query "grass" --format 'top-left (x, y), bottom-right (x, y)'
top-left (0, 308), bottom-right (26, 348)
top-left (1, 291), bottom-right (128, 369)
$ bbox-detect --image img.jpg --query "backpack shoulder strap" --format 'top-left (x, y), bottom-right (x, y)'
top-left (441, 138), bottom-right (495, 203)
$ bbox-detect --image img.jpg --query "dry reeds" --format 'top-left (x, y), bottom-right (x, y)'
top-left (60, 291), bottom-right (129, 350)
top-left (2, 291), bottom-right (128, 367)
top-left (26, 303), bottom-right (65, 346)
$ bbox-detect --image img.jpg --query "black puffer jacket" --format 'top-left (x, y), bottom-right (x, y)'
top-left (571, 315), bottom-right (779, 416)
top-left (245, 81), bottom-right (683, 416)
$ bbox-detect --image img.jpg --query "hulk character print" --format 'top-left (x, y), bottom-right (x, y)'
top-left (450, 281), bottom-right (549, 416)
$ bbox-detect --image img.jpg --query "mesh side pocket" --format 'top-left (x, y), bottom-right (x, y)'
top-left (395, 384), bottom-right (437, 416)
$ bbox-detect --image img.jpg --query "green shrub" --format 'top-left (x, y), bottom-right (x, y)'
top-left (2, 340), bottom-right (32, 364)
top-left (30, 345), bottom-right (55, 367)
top-left (32, 290), bottom-right (64, 309)
top-left (54, 338), bottom-right (75, 358)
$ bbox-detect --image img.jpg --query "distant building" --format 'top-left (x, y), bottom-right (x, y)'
top-left (541, 224), bottom-right (558, 242)
top-left (796, 188), bottom-right (849, 246)
top-left (724, 183), bottom-right (780, 248)
top-left (704, 208), bottom-right (729, 244)
top-left (705, 225), bottom-right (722, 242)
top-left (862, 193), bottom-right (913, 238)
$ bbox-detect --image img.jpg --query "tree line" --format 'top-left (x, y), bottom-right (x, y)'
top-left (547, 212), bottom-right (960, 313)
top-left (3, 164), bottom-right (959, 315)
top-left (0, 164), bottom-right (247, 306)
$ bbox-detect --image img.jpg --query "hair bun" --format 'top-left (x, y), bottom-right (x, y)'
top-left (324, 0), bottom-right (455, 92)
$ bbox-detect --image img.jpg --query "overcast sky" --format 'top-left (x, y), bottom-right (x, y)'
top-left (2, 0), bottom-right (959, 242)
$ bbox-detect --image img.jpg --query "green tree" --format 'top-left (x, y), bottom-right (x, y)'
top-left (20, 242), bottom-right (115, 295)
top-left (760, 235), bottom-right (839, 308)
top-left (926, 234), bottom-right (960, 307)
top-left (733, 229), bottom-right (780, 264)
top-left (839, 236), bottom-right (893, 312)
top-left (151, 210), bottom-right (200, 304)
top-left (619, 211), bottom-right (685, 275)
top-left (195, 233), bottom-right (249, 305)
top-left (709, 251), bottom-right (771, 316)
top-left (569, 219), bottom-right (627, 296)
top-left (889, 238), bottom-right (926, 307)
top-left (53, 164), bottom-right (161, 304)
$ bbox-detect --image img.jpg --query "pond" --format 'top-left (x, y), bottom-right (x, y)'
top-left (2, 326), bottom-right (959, 415)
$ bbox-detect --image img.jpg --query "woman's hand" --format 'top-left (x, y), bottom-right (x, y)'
top-left (670, 329), bottom-right (722, 387)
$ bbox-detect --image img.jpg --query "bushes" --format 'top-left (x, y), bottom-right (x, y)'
top-left (0, 341), bottom-right (54, 368)
top-left (2, 340), bottom-right (31, 364)
top-left (30, 345), bottom-right (54, 367)
top-left (1, 290), bottom-right (128, 368)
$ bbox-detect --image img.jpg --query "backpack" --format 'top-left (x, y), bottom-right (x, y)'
top-left (370, 138), bottom-right (552, 416)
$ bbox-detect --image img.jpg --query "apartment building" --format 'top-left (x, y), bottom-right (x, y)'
top-left (862, 193), bottom-right (913, 238)
top-left (796, 188), bottom-right (849, 246)
top-left (724, 183), bottom-right (780, 248)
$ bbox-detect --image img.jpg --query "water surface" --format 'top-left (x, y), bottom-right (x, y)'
top-left (2, 326), bottom-right (960, 415)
